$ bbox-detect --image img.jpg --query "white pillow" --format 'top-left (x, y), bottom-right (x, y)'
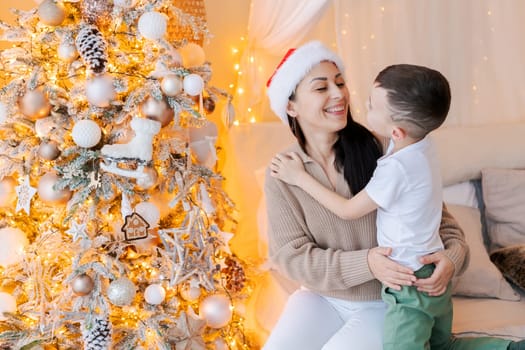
top-left (443, 181), bottom-right (478, 208)
top-left (448, 204), bottom-right (520, 301)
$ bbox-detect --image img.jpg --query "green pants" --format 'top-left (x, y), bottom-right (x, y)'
top-left (382, 264), bottom-right (512, 350)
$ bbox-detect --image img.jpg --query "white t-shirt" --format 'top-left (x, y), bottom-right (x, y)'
top-left (365, 137), bottom-right (444, 270)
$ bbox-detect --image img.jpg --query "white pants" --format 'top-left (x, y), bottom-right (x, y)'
top-left (263, 289), bottom-right (387, 350)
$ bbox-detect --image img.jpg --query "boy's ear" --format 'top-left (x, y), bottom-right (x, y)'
top-left (391, 126), bottom-right (407, 140)
top-left (286, 100), bottom-right (298, 117)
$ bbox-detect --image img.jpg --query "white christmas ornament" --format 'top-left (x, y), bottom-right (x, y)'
top-left (86, 75), bottom-right (115, 107)
top-left (180, 284), bottom-right (201, 302)
top-left (15, 175), bottom-right (37, 214)
top-left (0, 292), bottom-right (17, 321)
top-left (38, 0), bottom-right (66, 26)
top-left (0, 102), bottom-right (7, 124)
top-left (107, 277), bottom-right (136, 306)
top-left (183, 74), bottom-right (204, 96)
top-left (160, 74), bottom-right (183, 97)
top-left (138, 11), bottom-right (167, 40)
top-left (100, 118), bottom-right (161, 179)
top-left (144, 284), bottom-right (166, 305)
top-left (199, 294), bottom-right (233, 328)
top-left (0, 177), bottom-right (16, 207)
top-left (0, 227), bottom-right (28, 267)
top-left (72, 119), bottom-right (101, 148)
top-left (179, 43), bottom-right (206, 67)
top-left (134, 201), bottom-right (160, 228)
top-left (37, 172), bottom-right (72, 204)
top-left (58, 42), bottom-right (78, 62)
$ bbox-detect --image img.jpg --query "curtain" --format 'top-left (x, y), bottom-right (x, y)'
top-left (234, 0), bottom-right (332, 122)
top-left (237, 0), bottom-right (525, 126)
top-left (334, 0), bottom-right (525, 126)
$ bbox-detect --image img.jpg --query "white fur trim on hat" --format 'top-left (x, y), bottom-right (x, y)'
top-left (266, 40), bottom-right (345, 125)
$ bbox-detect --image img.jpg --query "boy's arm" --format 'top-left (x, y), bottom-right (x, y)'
top-left (298, 172), bottom-right (379, 220)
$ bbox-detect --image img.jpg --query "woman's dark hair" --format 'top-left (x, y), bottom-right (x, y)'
top-left (287, 110), bottom-right (382, 194)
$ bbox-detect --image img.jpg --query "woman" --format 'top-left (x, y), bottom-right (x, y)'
top-left (262, 41), bottom-right (468, 349)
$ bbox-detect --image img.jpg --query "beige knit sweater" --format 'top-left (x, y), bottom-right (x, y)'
top-left (264, 142), bottom-right (469, 301)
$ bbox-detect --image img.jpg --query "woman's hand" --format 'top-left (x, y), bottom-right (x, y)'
top-left (368, 247), bottom-right (416, 290)
top-left (413, 251), bottom-right (455, 296)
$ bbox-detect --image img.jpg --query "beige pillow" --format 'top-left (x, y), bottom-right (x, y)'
top-left (482, 168), bottom-right (525, 250)
top-left (448, 204), bottom-right (520, 300)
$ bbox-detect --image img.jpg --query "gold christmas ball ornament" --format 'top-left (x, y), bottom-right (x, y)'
top-left (0, 176), bottom-right (17, 207)
top-left (38, 140), bottom-right (61, 160)
top-left (72, 274), bottom-right (94, 296)
top-left (199, 294), bottom-right (233, 328)
top-left (38, 0), bottom-right (66, 26)
top-left (37, 172), bottom-right (72, 204)
top-left (19, 89), bottom-right (51, 120)
top-left (138, 11), bottom-right (167, 40)
top-left (160, 74), bottom-right (183, 97)
top-left (179, 43), bottom-right (206, 67)
top-left (107, 277), bottom-right (136, 306)
top-left (140, 97), bottom-right (173, 127)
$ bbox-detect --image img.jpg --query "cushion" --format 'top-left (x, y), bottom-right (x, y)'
top-left (442, 181), bottom-right (478, 208)
top-left (490, 245), bottom-right (525, 293)
top-left (448, 204), bottom-right (519, 300)
top-left (481, 168), bottom-right (525, 250)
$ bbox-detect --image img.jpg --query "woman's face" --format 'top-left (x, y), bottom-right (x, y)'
top-left (287, 61), bottom-right (349, 135)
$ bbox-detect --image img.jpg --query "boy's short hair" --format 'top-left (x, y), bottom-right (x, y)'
top-left (375, 64), bottom-right (451, 139)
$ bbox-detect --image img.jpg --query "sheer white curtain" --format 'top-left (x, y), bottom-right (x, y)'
top-left (238, 0), bottom-right (525, 126)
top-left (335, 0), bottom-right (525, 126)
top-left (234, 0), bottom-right (332, 122)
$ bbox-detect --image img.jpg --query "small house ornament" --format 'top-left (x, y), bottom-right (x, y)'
top-left (122, 212), bottom-right (150, 241)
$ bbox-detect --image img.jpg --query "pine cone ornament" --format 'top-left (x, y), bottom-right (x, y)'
top-left (82, 316), bottom-right (112, 350)
top-left (221, 257), bottom-right (246, 293)
top-left (76, 26), bottom-right (108, 74)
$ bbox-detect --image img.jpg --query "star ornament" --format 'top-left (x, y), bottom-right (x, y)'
top-left (15, 175), bottom-right (37, 214)
top-left (66, 221), bottom-right (89, 242)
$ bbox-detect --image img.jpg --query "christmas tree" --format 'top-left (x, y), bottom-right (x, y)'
top-left (0, 0), bottom-right (257, 348)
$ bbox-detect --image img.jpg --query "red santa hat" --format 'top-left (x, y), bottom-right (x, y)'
top-left (266, 40), bottom-right (345, 125)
